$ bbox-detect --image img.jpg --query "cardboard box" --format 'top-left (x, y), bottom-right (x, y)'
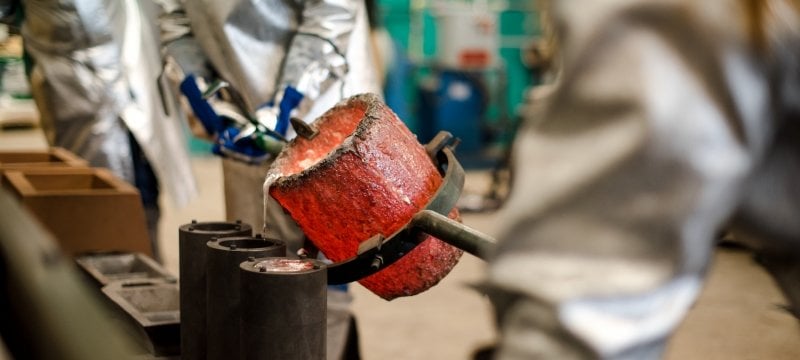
top-left (0, 147), bottom-right (88, 184)
top-left (3, 167), bottom-right (152, 256)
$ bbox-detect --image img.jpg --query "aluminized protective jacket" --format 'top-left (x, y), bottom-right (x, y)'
top-left (22, 0), bottom-right (198, 206)
top-left (174, 0), bottom-right (379, 123)
top-left (488, 0), bottom-right (800, 358)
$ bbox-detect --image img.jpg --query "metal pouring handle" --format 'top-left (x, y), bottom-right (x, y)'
top-left (410, 210), bottom-right (495, 260)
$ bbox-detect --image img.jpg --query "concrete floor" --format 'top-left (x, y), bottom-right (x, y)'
top-left (3, 126), bottom-right (800, 359)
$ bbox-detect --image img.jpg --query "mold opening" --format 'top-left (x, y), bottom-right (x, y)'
top-left (191, 222), bottom-right (244, 232)
top-left (122, 281), bottom-right (160, 288)
top-left (218, 238), bottom-right (281, 250)
top-left (77, 253), bottom-right (166, 281)
top-left (118, 287), bottom-right (179, 313)
top-left (254, 258), bottom-right (316, 273)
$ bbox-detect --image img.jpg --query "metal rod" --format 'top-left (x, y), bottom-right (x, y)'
top-left (411, 210), bottom-right (496, 260)
top-left (178, 220), bottom-right (251, 360)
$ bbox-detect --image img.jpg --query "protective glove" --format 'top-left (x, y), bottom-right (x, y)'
top-left (254, 86), bottom-right (305, 137)
top-left (213, 125), bottom-right (273, 164)
top-left (180, 76), bottom-right (302, 163)
top-left (273, 86), bottom-right (304, 137)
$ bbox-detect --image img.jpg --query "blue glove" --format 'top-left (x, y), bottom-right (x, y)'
top-left (213, 125), bottom-right (270, 164)
top-left (180, 74), bottom-right (224, 136)
top-left (273, 86), bottom-right (304, 136)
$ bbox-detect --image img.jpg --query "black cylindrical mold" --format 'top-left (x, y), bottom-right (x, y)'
top-left (240, 258), bottom-right (327, 360)
top-left (206, 237), bottom-right (286, 360)
top-left (179, 221), bottom-right (252, 360)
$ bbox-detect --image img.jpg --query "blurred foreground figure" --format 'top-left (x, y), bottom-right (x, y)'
top-left (488, 0), bottom-right (800, 358)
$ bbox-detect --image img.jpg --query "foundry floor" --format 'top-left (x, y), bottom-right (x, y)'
top-left (2, 126), bottom-right (800, 359)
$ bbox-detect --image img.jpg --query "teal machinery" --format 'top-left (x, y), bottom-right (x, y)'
top-left (418, 2), bottom-right (495, 167)
top-left (383, 0), bottom-right (538, 168)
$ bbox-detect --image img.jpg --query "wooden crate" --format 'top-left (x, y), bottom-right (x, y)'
top-left (3, 167), bottom-right (151, 256)
top-left (0, 147), bottom-right (88, 184)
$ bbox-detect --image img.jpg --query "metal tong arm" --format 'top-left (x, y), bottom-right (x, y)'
top-left (410, 210), bottom-right (495, 260)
